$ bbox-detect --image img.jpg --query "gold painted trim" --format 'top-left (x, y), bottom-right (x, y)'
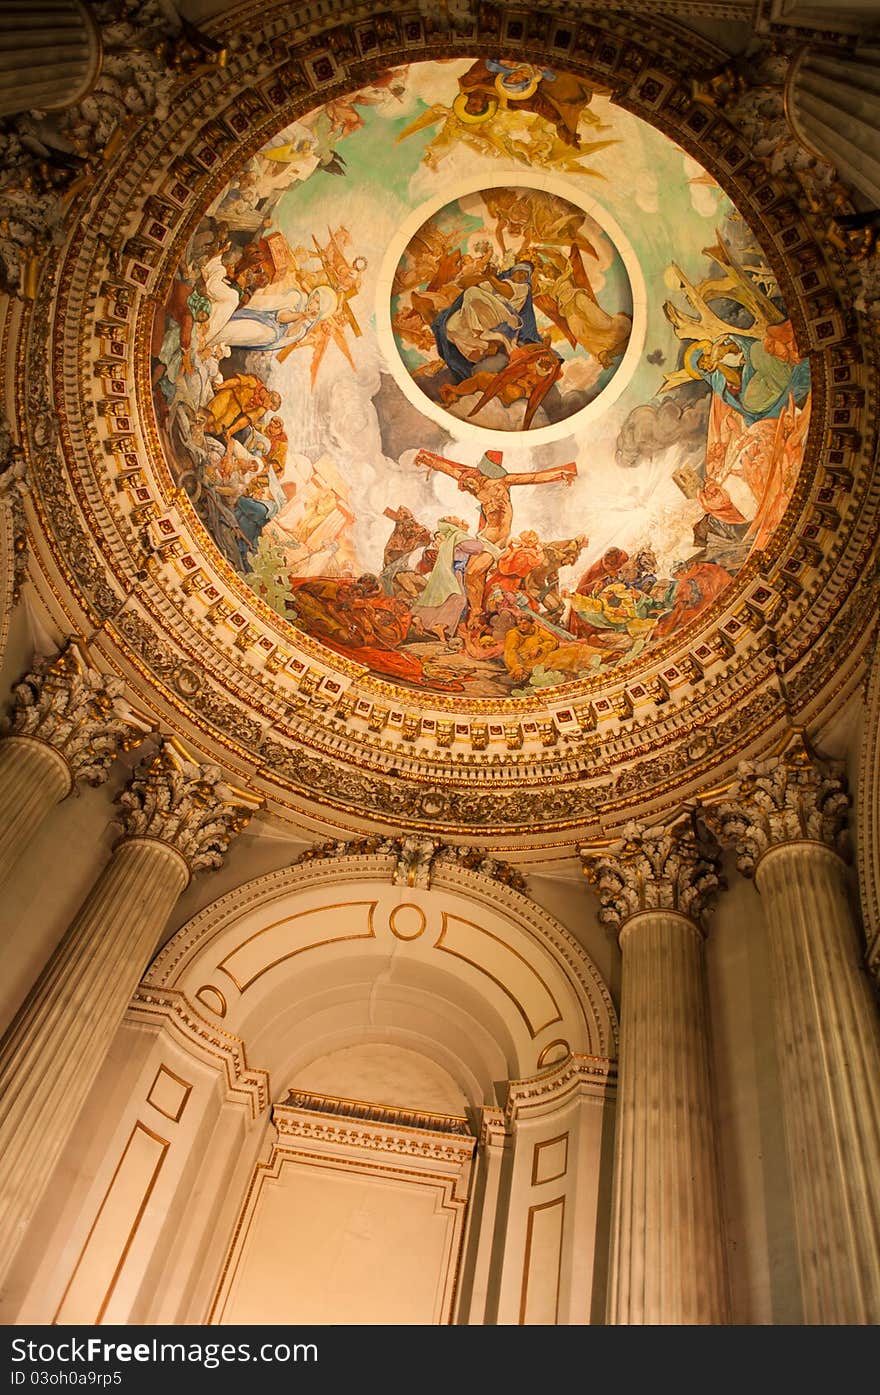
top-left (277, 1092), bottom-right (470, 1135)
top-left (389, 902), bottom-right (427, 940)
top-left (531, 1133), bottom-right (569, 1188)
top-left (216, 900), bottom-right (378, 992)
top-left (537, 1039), bottom-right (570, 1071)
top-left (194, 984), bottom-right (227, 1018)
top-left (146, 1064), bottom-right (193, 1124)
top-left (519, 1194), bottom-right (566, 1326)
top-left (436, 912), bottom-right (563, 1040)
top-left (54, 1120), bottom-right (170, 1325)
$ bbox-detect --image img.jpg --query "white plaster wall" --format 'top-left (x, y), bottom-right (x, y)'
top-left (290, 1042), bottom-right (470, 1115)
top-left (218, 1153), bottom-right (463, 1325)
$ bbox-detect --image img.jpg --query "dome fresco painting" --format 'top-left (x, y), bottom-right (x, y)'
top-left (152, 57), bottom-right (811, 700)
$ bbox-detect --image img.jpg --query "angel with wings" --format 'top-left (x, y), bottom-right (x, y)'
top-left (532, 244), bottom-right (632, 369)
top-left (660, 233), bottom-right (810, 424)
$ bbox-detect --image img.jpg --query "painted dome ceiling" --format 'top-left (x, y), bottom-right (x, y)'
top-left (151, 56), bottom-right (811, 703)
top-left (27, 0), bottom-right (873, 842)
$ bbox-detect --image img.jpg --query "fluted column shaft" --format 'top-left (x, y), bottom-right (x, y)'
top-left (754, 839), bottom-right (880, 1323)
top-left (786, 45), bottom-right (880, 204)
top-left (0, 735), bottom-right (71, 886)
top-left (0, 0), bottom-right (102, 117)
top-left (0, 836), bottom-right (188, 1276)
top-left (608, 908), bottom-right (729, 1324)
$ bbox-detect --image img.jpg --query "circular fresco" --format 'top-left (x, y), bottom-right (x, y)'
top-left (151, 57), bottom-right (811, 701)
top-left (388, 185), bottom-right (634, 434)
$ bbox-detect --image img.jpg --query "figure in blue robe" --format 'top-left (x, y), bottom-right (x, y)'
top-left (432, 263), bottom-right (541, 383)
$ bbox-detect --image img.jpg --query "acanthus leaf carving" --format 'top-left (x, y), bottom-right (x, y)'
top-left (717, 731), bottom-right (850, 875)
top-left (580, 811), bottom-right (724, 931)
top-left (117, 737), bottom-right (261, 873)
top-left (1, 639), bottom-right (151, 784)
top-left (295, 834), bottom-right (528, 895)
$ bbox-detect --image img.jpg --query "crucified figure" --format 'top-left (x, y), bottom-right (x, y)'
top-left (414, 448), bottom-right (577, 616)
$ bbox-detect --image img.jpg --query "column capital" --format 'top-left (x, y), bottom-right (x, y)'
top-left (718, 732), bottom-right (849, 876)
top-left (1, 640), bottom-right (149, 785)
top-left (580, 812), bottom-right (724, 933)
top-left (116, 739), bottom-right (262, 875)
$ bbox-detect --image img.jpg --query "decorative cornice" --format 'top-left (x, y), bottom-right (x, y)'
top-left (505, 1053), bottom-right (618, 1122)
top-left (280, 1088), bottom-right (472, 1137)
top-left (127, 984), bottom-right (269, 1118)
top-left (1, 638), bottom-right (150, 784)
top-left (116, 737), bottom-right (262, 873)
top-left (717, 730), bottom-right (850, 876)
top-left (580, 812), bottom-right (724, 930)
top-left (272, 1101), bottom-right (476, 1164)
top-left (479, 1104), bottom-right (508, 1149)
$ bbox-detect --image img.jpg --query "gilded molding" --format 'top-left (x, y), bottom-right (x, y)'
top-left (479, 1104), bottom-right (508, 1149)
top-left (272, 1102), bottom-right (476, 1164)
top-left (295, 834), bottom-right (529, 894)
top-left (280, 1088), bottom-right (472, 1138)
top-left (505, 1053), bottom-right (618, 1122)
top-left (127, 984), bottom-right (269, 1117)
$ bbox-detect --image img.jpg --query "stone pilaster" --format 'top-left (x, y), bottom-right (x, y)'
top-left (0, 641), bottom-right (149, 886)
top-left (0, 740), bottom-right (260, 1282)
top-left (582, 817), bottom-right (729, 1324)
top-left (719, 736), bottom-right (880, 1323)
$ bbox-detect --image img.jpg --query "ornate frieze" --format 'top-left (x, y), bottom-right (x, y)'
top-left (581, 813), bottom-right (724, 929)
top-left (1, 639), bottom-right (149, 784)
top-left (272, 1101), bottom-right (476, 1164)
top-left (281, 1088), bottom-right (472, 1137)
top-left (505, 1053), bottom-right (618, 1122)
top-left (295, 834), bottom-right (528, 894)
top-left (116, 738), bottom-right (261, 873)
top-left (717, 731), bottom-right (850, 874)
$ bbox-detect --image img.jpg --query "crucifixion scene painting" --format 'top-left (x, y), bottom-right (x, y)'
top-left (152, 57), bottom-right (811, 698)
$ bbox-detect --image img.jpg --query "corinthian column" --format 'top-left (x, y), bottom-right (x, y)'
top-left (581, 817), bottom-right (729, 1324)
top-left (720, 735), bottom-right (880, 1324)
top-left (0, 641), bottom-right (148, 887)
top-left (0, 740), bottom-right (260, 1281)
